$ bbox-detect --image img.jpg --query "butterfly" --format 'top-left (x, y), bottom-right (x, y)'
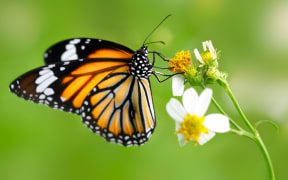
top-left (9, 15), bottom-right (172, 146)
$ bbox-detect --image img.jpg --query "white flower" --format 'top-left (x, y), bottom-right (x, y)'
top-left (194, 40), bottom-right (217, 64)
top-left (166, 88), bottom-right (230, 146)
top-left (172, 74), bottom-right (185, 96)
top-left (203, 40), bottom-right (216, 59)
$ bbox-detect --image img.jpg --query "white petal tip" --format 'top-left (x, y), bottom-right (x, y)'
top-left (194, 49), bottom-right (204, 64)
top-left (198, 131), bottom-right (216, 145)
top-left (166, 98), bottom-right (186, 123)
top-left (172, 75), bottom-right (185, 96)
top-left (204, 114), bottom-right (230, 133)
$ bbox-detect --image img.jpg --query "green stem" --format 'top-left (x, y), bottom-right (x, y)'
top-left (230, 129), bottom-right (254, 140)
top-left (255, 132), bottom-right (276, 180)
top-left (222, 81), bottom-right (275, 180)
top-left (224, 84), bottom-right (255, 132)
top-left (199, 83), bottom-right (242, 131)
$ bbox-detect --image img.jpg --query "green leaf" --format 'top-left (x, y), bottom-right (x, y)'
top-left (254, 120), bottom-right (279, 131)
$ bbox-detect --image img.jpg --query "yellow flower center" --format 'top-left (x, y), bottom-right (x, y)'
top-left (176, 113), bottom-right (208, 145)
top-left (169, 50), bottom-right (193, 73)
top-left (201, 51), bottom-right (214, 63)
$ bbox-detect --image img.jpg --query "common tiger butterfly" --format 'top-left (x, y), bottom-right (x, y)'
top-left (9, 15), bottom-right (172, 146)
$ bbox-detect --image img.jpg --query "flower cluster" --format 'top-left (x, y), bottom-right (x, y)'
top-left (169, 40), bottom-right (227, 96)
top-left (166, 40), bottom-right (230, 147)
top-left (165, 40), bottom-right (275, 179)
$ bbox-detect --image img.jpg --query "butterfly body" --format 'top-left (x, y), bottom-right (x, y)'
top-left (130, 46), bottom-right (153, 78)
top-left (10, 38), bottom-right (156, 146)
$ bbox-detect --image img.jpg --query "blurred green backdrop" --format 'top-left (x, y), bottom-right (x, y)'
top-left (1, 0), bottom-right (287, 179)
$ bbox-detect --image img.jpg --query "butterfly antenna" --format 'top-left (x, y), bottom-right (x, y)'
top-left (143, 14), bottom-right (172, 45)
top-left (144, 41), bottom-right (166, 46)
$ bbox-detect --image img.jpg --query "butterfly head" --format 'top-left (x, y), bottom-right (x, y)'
top-left (130, 46), bottom-right (152, 78)
top-left (140, 45), bottom-right (149, 56)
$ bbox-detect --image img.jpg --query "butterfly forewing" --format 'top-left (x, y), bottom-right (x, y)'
top-left (9, 59), bottom-right (131, 114)
top-left (43, 38), bottom-right (134, 64)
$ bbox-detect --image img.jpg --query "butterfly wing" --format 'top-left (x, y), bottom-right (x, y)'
top-left (11, 39), bottom-right (156, 146)
top-left (81, 75), bottom-right (156, 146)
top-left (43, 38), bottom-right (134, 64)
top-left (9, 58), bottom-right (131, 114)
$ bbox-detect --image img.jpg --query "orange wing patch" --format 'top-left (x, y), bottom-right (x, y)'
top-left (90, 91), bottom-right (109, 106)
top-left (97, 98), bottom-right (114, 129)
top-left (71, 61), bottom-right (126, 75)
top-left (141, 79), bottom-right (155, 119)
top-left (88, 49), bottom-right (133, 59)
top-left (62, 76), bottom-right (74, 85)
top-left (98, 75), bottom-right (126, 89)
top-left (72, 71), bottom-right (111, 108)
top-left (132, 80), bottom-right (144, 133)
top-left (114, 76), bottom-right (133, 107)
top-left (109, 110), bottom-right (121, 135)
top-left (91, 94), bottom-right (113, 120)
top-left (122, 101), bottom-right (134, 135)
top-left (139, 82), bottom-right (153, 130)
top-left (61, 75), bottom-right (92, 101)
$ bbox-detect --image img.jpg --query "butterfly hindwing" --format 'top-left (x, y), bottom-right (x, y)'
top-left (81, 74), bottom-right (156, 146)
top-left (9, 58), bottom-right (131, 115)
top-left (43, 38), bottom-right (134, 64)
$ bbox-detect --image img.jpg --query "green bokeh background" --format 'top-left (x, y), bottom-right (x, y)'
top-left (1, 0), bottom-right (287, 179)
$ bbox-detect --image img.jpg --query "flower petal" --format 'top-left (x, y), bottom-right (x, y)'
top-left (203, 114), bottom-right (230, 133)
top-left (172, 75), bottom-right (185, 96)
top-left (195, 88), bottom-right (213, 117)
top-left (202, 41), bottom-right (208, 51)
top-left (198, 131), bottom-right (216, 145)
top-left (182, 88), bottom-right (199, 115)
top-left (175, 122), bottom-right (187, 147)
top-left (207, 40), bottom-right (216, 59)
top-left (194, 48), bottom-right (204, 64)
top-left (166, 98), bottom-right (186, 122)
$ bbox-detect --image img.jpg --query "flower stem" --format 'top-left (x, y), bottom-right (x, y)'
top-left (224, 84), bottom-right (254, 132)
top-left (199, 83), bottom-right (242, 131)
top-left (230, 129), bottom-right (254, 139)
top-left (222, 81), bottom-right (275, 180)
top-left (254, 133), bottom-right (276, 180)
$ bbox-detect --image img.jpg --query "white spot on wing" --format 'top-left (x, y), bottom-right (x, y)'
top-left (61, 47), bottom-right (77, 61)
top-left (60, 97), bottom-right (66, 102)
top-left (39, 94), bottom-right (45, 99)
top-left (39, 69), bottom-right (50, 75)
top-left (36, 71), bottom-right (54, 84)
top-left (61, 39), bottom-right (81, 61)
top-left (48, 64), bottom-right (55, 68)
top-left (69, 39), bottom-right (81, 44)
top-left (44, 88), bottom-right (54, 95)
top-left (85, 39), bottom-right (91, 44)
top-left (36, 76), bottom-right (58, 93)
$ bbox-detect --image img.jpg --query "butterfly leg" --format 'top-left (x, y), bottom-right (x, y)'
top-left (149, 51), bottom-right (170, 66)
top-left (152, 71), bottom-right (183, 83)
